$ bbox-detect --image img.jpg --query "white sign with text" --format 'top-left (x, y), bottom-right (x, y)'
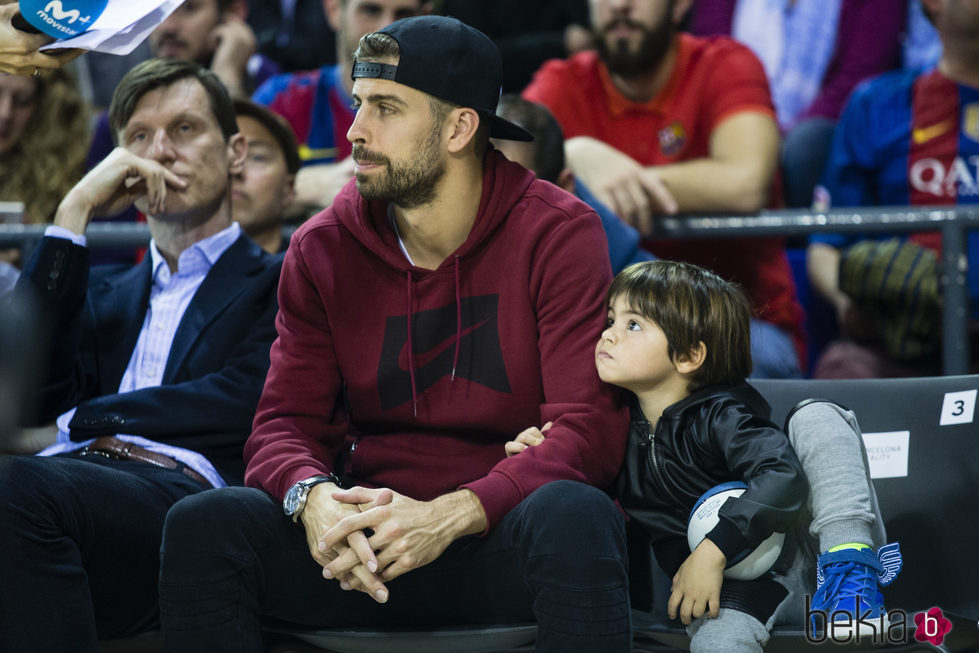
top-left (862, 431), bottom-right (910, 479)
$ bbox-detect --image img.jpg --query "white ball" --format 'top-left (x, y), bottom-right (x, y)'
top-left (687, 481), bottom-right (785, 581)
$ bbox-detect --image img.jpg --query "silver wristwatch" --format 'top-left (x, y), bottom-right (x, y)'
top-left (283, 474), bottom-right (337, 522)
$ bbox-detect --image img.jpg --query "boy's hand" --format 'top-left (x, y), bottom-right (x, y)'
top-left (504, 421), bottom-right (553, 457)
top-left (667, 537), bottom-right (726, 625)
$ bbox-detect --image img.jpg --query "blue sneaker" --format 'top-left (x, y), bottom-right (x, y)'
top-left (809, 547), bottom-right (892, 640)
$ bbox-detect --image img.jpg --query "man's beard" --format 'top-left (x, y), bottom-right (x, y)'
top-left (594, 3), bottom-right (675, 79)
top-left (353, 122), bottom-right (446, 209)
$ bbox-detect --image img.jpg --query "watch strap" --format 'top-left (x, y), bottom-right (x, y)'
top-left (286, 473), bottom-right (340, 522)
top-left (299, 473), bottom-right (338, 490)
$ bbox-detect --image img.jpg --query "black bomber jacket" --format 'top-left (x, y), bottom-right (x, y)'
top-left (616, 382), bottom-right (809, 577)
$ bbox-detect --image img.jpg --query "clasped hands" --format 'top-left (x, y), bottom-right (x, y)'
top-left (302, 484), bottom-right (475, 604)
top-left (305, 422), bottom-right (558, 603)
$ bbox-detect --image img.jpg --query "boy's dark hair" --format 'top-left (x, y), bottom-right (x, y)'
top-left (233, 98), bottom-right (301, 174)
top-left (606, 260), bottom-right (753, 389)
top-left (109, 59), bottom-right (238, 142)
top-left (354, 31), bottom-right (492, 157)
top-left (495, 95), bottom-right (565, 184)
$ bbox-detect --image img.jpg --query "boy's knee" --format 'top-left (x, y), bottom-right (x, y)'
top-left (787, 401), bottom-right (860, 447)
top-left (792, 400), bottom-right (851, 422)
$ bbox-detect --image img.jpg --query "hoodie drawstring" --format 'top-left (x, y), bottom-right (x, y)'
top-left (404, 258), bottom-right (463, 417)
top-left (405, 270), bottom-right (418, 417)
top-left (452, 255), bottom-right (461, 381)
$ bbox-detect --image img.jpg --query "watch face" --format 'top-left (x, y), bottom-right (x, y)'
top-left (283, 484), bottom-right (303, 516)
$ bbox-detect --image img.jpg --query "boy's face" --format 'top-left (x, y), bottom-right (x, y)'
top-left (595, 294), bottom-right (679, 394)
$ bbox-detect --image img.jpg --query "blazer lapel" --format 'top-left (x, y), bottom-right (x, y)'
top-left (162, 235), bottom-right (267, 382)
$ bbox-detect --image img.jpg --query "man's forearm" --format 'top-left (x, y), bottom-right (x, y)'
top-left (652, 110), bottom-right (779, 214)
top-left (53, 187), bottom-right (95, 236)
top-left (652, 156), bottom-right (774, 214)
top-left (294, 158), bottom-right (356, 211)
top-left (806, 243), bottom-right (845, 304)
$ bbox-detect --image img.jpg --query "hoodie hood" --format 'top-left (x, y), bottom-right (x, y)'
top-left (329, 148), bottom-right (536, 273)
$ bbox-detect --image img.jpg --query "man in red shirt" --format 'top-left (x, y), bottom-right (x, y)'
top-left (524, 0), bottom-right (806, 377)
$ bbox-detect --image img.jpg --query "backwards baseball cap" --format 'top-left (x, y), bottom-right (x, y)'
top-left (351, 15), bottom-right (533, 142)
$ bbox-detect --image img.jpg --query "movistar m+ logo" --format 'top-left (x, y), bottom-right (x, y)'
top-left (36, 1), bottom-right (92, 35)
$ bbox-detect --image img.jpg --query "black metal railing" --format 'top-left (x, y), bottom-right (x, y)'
top-left (3, 205), bottom-right (976, 374)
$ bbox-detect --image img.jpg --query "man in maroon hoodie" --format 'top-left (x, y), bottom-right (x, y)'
top-left (159, 16), bottom-right (632, 653)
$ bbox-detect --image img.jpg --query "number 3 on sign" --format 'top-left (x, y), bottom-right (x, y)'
top-left (940, 389), bottom-right (977, 425)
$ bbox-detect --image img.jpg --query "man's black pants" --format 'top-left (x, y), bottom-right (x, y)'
top-left (0, 452), bottom-right (204, 652)
top-left (159, 480), bottom-right (632, 652)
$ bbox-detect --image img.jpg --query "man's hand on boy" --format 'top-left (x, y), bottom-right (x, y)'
top-left (504, 421), bottom-right (553, 457)
top-left (668, 537), bottom-right (726, 625)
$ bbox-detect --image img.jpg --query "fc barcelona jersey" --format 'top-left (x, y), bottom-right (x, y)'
top-left (253, 65), bottom-right (355, 167)
top-left (815, 68), bottom-right (979, 315)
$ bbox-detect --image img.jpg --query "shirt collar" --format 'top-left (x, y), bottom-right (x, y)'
top-left (599, 33), bottom-right (688, 119)
top-left (149, 222), bottom-right (241, 285)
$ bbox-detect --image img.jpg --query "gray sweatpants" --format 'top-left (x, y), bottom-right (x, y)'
top-left (688, 400), bottom-right (887, 652)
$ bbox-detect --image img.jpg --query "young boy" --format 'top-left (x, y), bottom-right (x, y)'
top-left (510, 260), bottom-right (897, 651)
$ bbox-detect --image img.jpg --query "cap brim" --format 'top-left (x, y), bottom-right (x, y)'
top-left (488, 114), bottom-right (534, 142)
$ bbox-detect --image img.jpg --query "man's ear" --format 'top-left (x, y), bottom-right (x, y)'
top-left (675, 341), bottom-right (706, 375)
top-left (282, 173), bottom-right (297, 211)
top-left (557, 168), bottom-right (576, 193)
top-left (446, 107), bottom-right (481, 154)
top-left (228, 132), bottom-right (247, 175)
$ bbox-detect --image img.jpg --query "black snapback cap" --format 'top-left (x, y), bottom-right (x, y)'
top-left (351, 15), bottom-right (534, 142)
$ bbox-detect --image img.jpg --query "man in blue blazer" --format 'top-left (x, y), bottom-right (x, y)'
top-left (0, 59), bottom-right (282, 651)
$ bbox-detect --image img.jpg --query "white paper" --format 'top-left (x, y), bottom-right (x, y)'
top-left (38, 0), bottom-right (182, 55)
top-left (939, 389), bottom-right (977, 426)
top-left (862, 431), bottom-right (910, 479)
